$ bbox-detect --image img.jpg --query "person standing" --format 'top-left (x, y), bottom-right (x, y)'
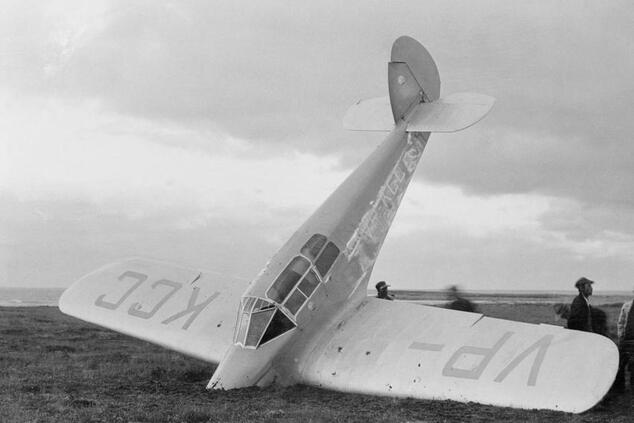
top-left (614, 294), bottom-right (634, 391)
top-left (375, 281), bottom-right (394, 300)
top-left (567, 277), bottom-right (594, 332)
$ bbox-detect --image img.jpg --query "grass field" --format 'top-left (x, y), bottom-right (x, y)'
top-left (1, 304), bottom-right (633, 422)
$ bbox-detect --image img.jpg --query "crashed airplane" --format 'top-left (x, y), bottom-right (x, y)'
top-left (60, 36), bottom-right (618, 413)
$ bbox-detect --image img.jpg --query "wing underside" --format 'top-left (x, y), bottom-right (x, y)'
top-left (299, 298), bottom-right (618, 413)
top-left (59, 258), bottom-right (247, 363)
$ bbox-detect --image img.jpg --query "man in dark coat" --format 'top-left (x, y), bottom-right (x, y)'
top-left (567, 277), bottom-right (594, 332)
top-left (590, 306), bottom-right (608, 337)
top-left (375, 281), bottom-right (394, 300)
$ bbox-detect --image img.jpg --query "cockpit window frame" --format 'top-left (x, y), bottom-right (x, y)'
top-left (266, 256), bottom-right (311, 304)
top-left (244, 307), bottom-right (276, 347)
top-left (234, 296), bottom-right (297, 349)
top-left (235, 235), bottom-right (341, 349)
top-left (300, 234), bottom-right (327, 261)
top-left (259, 308), bottom-right (296, 346)
top-left (314, 241), bottom-right (340, 278)
top-left (264, 234), bottom-right (341, 317)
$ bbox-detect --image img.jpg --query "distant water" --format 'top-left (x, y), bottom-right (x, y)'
top-left (0, 287), bottom-right (630, 308)
top-left (376, 290), bottom-right (632, 306)
top-left (0, 288), bottom-right (65, 307)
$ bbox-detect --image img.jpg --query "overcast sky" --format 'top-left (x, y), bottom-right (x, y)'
top-left (1, 0), bottom-right (633, 292)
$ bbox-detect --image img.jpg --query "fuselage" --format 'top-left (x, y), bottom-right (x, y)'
top-left (209, 121), bottom-right (430, 389)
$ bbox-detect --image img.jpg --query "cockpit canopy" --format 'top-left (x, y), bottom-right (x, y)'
top-left (234, 297), bottom-right (295, 348)
top-left (266, 234), bottom-right (340, 316)
top-left (234, 234), bottom-right (341, 349)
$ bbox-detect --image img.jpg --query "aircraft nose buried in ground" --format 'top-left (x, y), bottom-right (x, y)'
top-left (207, 296), bottom-right (296, 389)
top-left (210, 233), bottom-right (342, 388)
top-left (59, 36), bottom-right (618, 413)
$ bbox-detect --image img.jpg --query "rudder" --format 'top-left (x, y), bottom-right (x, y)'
top-left (344, 36), bottom-right (493, 133)
top-left (388, 36), bottom-right (440, 122)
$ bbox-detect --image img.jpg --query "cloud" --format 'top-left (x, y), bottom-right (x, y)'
top-left (0, 94), bottom-right (349, 286)
top-left (395, 183), bottom-right (550, 238)
top-left (0, 97), bottom-right (347, 228)
top-left (373, 225), bottom-right (634, 291)
top-left (2, 0), bottom-right (631, 210)
top-left (0, 194), bottom-right (289, 286)
top-left (394, 181), bottom-right (634, 261)
top-left (1, 0), bottom-right (633, 290)
top-left (421, 123), bottom-right (634, 209)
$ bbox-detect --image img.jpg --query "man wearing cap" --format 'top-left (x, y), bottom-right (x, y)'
top-left (613, 293), bottom-right (634, 391)
top-left (375, 281), bottom-right (393, 300)
top-left (567, 277), bottom-right (594, 332)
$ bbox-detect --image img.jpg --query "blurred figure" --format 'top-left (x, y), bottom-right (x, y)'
top-left (445, 285), bottom-right (477, 313)
top-left (553, 303), bottom-right (570, 321)
top-left (375, 281), bottom-right (393, 300)
top-left (567, 277), bottom-right (594, 332)
top-left (614, 293), bottom-right (634, 392)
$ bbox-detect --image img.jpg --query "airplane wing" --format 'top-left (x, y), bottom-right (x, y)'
top-left (299, 298), bottom-right (618, 413)
top-left (59, 258), bottom-right (248, 363)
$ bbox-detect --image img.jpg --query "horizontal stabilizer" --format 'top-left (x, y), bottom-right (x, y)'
top-left (408, 92), bottom-right (495, 132)
top-left (59, 258), bottom-right (248, 363)
top-left (344, 93), bottom-right (494, 133)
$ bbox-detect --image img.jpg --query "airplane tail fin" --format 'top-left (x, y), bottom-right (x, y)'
top-left (388, 35), bottom-right (440, 121)
top-left (344, 36), bottom-right (494, 133)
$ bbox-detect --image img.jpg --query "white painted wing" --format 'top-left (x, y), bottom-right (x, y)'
top-left (299, 298), bottom-right (617, 413)
top-left (59, 258), bottom-right (248, 363)
top-left (407, 92), bottom-right (495, 132)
